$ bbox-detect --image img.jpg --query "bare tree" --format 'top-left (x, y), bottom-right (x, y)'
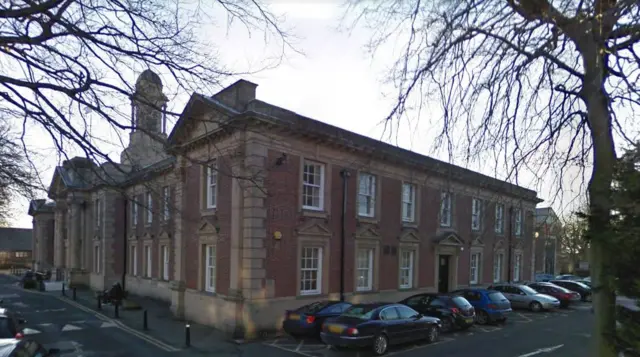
top-left (560, 212), bottom-right (589, 269)
top-left (0, 121), bottom-right (39, 226)
top-left (346, 0), bottom-right (639, 355)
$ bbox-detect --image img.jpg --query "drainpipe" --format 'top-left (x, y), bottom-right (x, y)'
top-left (122, 194), bottom-right (128, 292)
top-left (507, 207), bottom-right (513, 282)
top-left (339, 169), bottom-right (350, 302)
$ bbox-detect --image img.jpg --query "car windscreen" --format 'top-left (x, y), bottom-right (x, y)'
top-left (520, 286), bottom-right (539, 295)
top-left (572, 281), bottom-right (590, 289)
top-left (488, 292), bottom-right (507, 302)
top-left (451, 296), bottom-right (472, 308)
top-left (342, 305), bottom-right (377, 320)
top-left (295, 301), bottom-right (330, 314)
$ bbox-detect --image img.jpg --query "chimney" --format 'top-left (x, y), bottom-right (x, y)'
top-left (212, 79), bottom-right (257, 112)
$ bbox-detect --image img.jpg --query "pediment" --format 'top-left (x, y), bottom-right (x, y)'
top-left (398, 229), bottom-right (420, 244)
top-left (296, 221), bottom-right (332, 237)
top-left (128, 234), bottom-right (138, 241)
top-left (168, 94), bottom-right (232, 147)
top-left (159, 230), bottom-right (171, 240)
top-left (355, 226), bottom-right (381, 240)
top-left (93, 235), bottom-right (100, 241)
top-left (514, 239), bottom-right (524, 250)
top-left (142, 231), bottom-right (154, 240)
top-left (198, 218), bottom-right (219, 235)
top-left (436, 232), bottom-right (464, 246)
top-left (471, 236), bottom-right (484, 246)
top-left (493, 239), bottom-right (505, 250)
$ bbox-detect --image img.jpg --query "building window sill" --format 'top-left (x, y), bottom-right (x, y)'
top-left (357, 217), bottom-right (378, 225)
top-left (301, 210), bottom-right (329, 219)
top-left (353, 289), bottom-right (377, 295)
top-left (200, 208), bottom-right (218, 217)
top-left (296, 292), bottom-right (327, 299)
top-left (402, 222), bottom-right (418, 229)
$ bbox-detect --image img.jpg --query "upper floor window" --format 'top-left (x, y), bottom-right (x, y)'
top-left (206, 160), bottom-right (218, 209)
top-left (358, 173), bottom-right (376, 217)
top-left (515, 208), bottom-right (522, 236)
top-left (146, 192), bottom-right (153, 224)
top-left (162, 186), bottom-right (170, 221)
top-left (402, 183), bottom-right (416, 222)
top-left (471, 198), bottom-right (482, 231)
top-left (495, 203), bottom-right (505, 234)
top-left (440, 192), bottom-right (452, 227)
top-left (95, 199), bottom-right (101, 227)
top-left (131, 199), bottom-right (138, 226)
top-left (302, 161), bottom-right (325, 210)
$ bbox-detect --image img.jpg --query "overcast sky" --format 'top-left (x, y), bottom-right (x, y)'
top-left (9, 1), bottom-right (593, 228)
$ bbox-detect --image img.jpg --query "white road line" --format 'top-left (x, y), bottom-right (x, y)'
top-left (517, 344), bottom-right (564, 357)
top-left (268, 343), bottom-right (315, 357)
top-left (295, 340), bottom-right (304, 352)
top-left (516, 313), bottom-right (533, 322)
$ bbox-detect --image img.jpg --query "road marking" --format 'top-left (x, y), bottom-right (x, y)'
top-left (385, 337), bottom-right (455, 357)
top-left (517, 344), bottom-right (564, 357)
top-left (38, 323), bottom-right (53, 327)
top-left (268, 343), bottom-right (315, 357)
top-left (12, 302), bottom-right (28, 308)
top-left (516, 313), bottom-right (533, 322)
top-left (100, 321), bottom-right (118, 328)
top-left (62, 324), bottom-right (82, 331)
top-left (22, 328), bottom-right (42, 335)
top-left (0, 293), bottom-right (20, 299)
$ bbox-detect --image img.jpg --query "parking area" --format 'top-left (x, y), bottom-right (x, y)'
top-left (263, 303), bottom-right (593, 357)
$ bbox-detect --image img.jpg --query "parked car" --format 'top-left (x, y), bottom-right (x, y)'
top-left (550, 280), bottom-right (592, 302)
top-left (488, 283), bottom-right (560, 312)
top-left (450, 288), bottom-right (512, 325)
top-left (0, 338), bottom-right (59, 357)
top-left (20, 271), bottom-right (38, 290)
top-left (283, 300), bottom-right (352, 337)
top-left (0, 308), bottom-right (27, 339)
top-left (555, 274), bottom-right (581, 281)
top-left (398, 293), bottom-right (475, 332)
top-left (579, 277), bottom-right (592, 287)
top-left (534, 274), bottom-right (555, 282)
top-left (320, 302), bottom-right (441, 356)
top-left (527, 282), bottom-right (581, 308)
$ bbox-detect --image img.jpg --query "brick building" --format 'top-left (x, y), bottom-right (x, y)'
top-left (29, 70), bottom-right (542, 338)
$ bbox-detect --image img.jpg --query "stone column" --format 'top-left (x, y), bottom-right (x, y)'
top-left (34, 214), bottom-right (53, 270)
top-left (53, 204), bottom-right (67, 269)
top-left (31, 219), bottom-right (38, 270)
top-left (170, 155), bottom-right (187, 318)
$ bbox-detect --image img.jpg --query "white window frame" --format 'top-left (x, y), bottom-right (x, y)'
top-left (95, 199), bottom-right (101, 228)
top-left (144, 245), bottom-right (152, 278)
top-left (130, 245), bottom-right (138, 276)
top-left (514, 253), bottom-right (522, 282)
top-left (401, 183), bottom-right (416, 222)
top-left (399, 250), bottom-right (414, 289)
top-left (131, 199), bottom-right (138, 226)
top-left (495, 204), bottom-right (505, 234)
top-left (515, 208), bottom-right (522, 236)
top-left (146, 192), bottom-right (153, 224)
top-left (493, 253), bottom-right (504, 283)
top-left (356, 248), bottom-right (374, 292)
top-left (94, 244), bottom-right (101, 274)
top-left (161, 245), bottom-right (169, 281)
top-left (206, 161), bottom-right (218, 209)
top-left (302, 161), bottom-right (325, 211)
top-left (162, 186), bottom-right (170, 221)
top-left (470, 252), bottom-right (480, 284)
top-left (205, 245), bottom-right (216, 293)
top-left (358, 173), bottom-right (376, 217)
top-left (471, 198), bottom-right (481, 231)
top-left (300, 247), bottom-right (323, 295)
top-left (440, 192), bottom-right (452, 227)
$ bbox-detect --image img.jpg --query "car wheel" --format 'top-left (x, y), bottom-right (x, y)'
top-left (441, 317), bottom-right (454, 332)
top-left (530, 301), bottom-right (543, 312)
top-left (426, 325), bottom-right (439, 344)
top-left (476, 310), bottom-right (489, 325)
top-left (372, 333), bottom-right (389, 356)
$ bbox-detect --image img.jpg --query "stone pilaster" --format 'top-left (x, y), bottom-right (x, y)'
top-left (34, 213), bottom-right (54, 270)
top-left (170, 155), bottom-right (187, 319)
top-left (101, 189), bottom-right (121, 287)
top-left (53, 202), bottom-right (67, 269)
top-left (66, 195), bottom-right (84, 269)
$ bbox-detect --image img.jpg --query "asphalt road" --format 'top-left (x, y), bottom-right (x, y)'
top-left (0, 275), bottom-right (176, 357)
top-left (261, 304), bottom-right (595, 357)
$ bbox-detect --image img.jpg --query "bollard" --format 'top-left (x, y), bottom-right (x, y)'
top-left (62, 283), bottom-right (65, 296)
top-left (114, 302), bottom-right (120, 318)
top-left (97, 296), bottom-right (102, 310)
top-left (72, 287), bottom-right (77, 301)
top-left (185, 323), bottom-right (191, 347)
top-left (143, 310), bottom-right (148, 330)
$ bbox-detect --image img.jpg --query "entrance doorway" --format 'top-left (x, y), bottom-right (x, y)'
top-left (438, 255), bottom-right (451, 293)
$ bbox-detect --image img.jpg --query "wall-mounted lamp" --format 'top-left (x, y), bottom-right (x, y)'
top-left (460, 246), bottom-right (464, 252)
top-left (535, 232), bottom-right (539, 239)
top-left (273, 231), bottom-right (282, 240)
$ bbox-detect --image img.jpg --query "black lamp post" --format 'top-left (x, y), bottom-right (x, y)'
top-left (339, 169), bottom-right (350, 302)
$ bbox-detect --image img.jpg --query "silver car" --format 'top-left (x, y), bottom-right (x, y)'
top-left (488, 283), bottom-right (561, 312)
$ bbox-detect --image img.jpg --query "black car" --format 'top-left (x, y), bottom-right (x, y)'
top-left (0, 338), bottom-right (59, 357)
top-left (399, 293), bottom-right (475, 332)
top-left (0, 308), bottom-right (26, 339)
top-left (550, 280), bottom-right (592, 302)
top-left (320, 303), bottom-right (441, 356)
top-left (283, 300), bottom-right (352, 337)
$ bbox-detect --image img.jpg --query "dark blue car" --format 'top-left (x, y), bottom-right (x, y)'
top-left (283, 301), bottom-right (352, 337)
top-left (451, 288), bottom-right (512, 325)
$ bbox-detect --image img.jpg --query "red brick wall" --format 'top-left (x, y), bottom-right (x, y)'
top-left (214, 157), bottom-right (232, 296)
top-left (111, 197), bottom-right (126, 277)
top-left (183, 164), bottom-right (200, 290)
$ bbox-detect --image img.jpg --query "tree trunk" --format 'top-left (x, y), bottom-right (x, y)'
top-left (583, 48), bottom-right (618, 357)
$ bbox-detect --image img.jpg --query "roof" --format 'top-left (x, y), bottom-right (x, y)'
top-left (0, 228), bottom-right (31, 251)
top-left (535, 207), bottom-right (558, 225)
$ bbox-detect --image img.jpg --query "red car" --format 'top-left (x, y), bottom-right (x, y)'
top-left (527, 282), bottom-right (581, 308)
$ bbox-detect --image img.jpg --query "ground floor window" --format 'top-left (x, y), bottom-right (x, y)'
top-left (204, 245), bottom-right (216, 293)
top-left (161, 245), bottom-right (169, 281)
top-left (356, 248), bottom-right (374, 291)
top-left (93, 245), bottom-right (101, 274)
top-left (399, 250), bottom-right (414, 289)
top-left (514, 253), bottom-right (522, 282)
top-left (144, 245), bottom-right (152, 278)
top-left (300, 247), bottom-right (322, 295)
top-left (493, 253), bottom-right (503, 283)
top-left (470, 252), bottom-right (481, 284)
top-left (130, 245), bottom-right (137, 276)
